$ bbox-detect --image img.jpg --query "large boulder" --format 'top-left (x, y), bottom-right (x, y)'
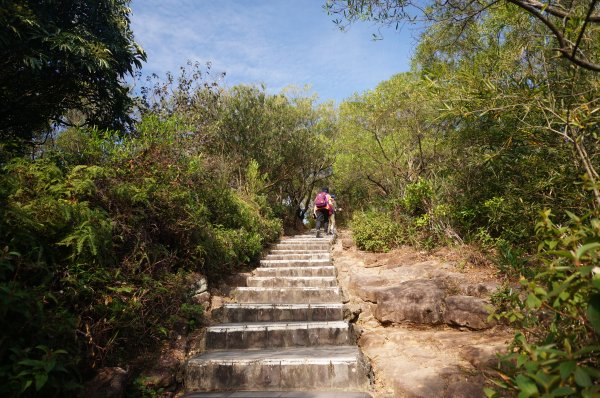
top-left (374, 279), bottom-right (447, 325)
top-left (443, 295), bottom-right (495, 330)
top-left (348, 272), bottom-right (390, 303)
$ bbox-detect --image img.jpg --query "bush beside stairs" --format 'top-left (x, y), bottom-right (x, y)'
top-left (183, 233), bottom-right (372, 397)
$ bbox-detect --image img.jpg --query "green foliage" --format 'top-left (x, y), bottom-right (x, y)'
top-left (334, 73), bottom-right (438, 209)
top-left (402, 178), bottom-right (432, 216)
top-left (489, 211), bottom-right (600, 397)
top-left (0, 113), bottom-right (284, 395)
top-left (137, 68), bottom-right (335, 228)
top-left (325, 0), bottom-right (600, 72)
top-left (350, 211), bottom-right (402, 252)
top-left (330, 5), bottom-right (600, 397)
top-left (126, 375), bottom-right (165, 398)
top-left (0, 0), bottom-right (146, 148)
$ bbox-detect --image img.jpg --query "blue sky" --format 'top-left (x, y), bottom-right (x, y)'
top-left (130, 0), bottom-right (420, 103)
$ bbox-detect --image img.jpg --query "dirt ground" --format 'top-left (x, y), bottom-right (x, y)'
top-left (333, 230), bottom-right (514, 398)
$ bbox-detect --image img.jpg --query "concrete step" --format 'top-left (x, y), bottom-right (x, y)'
top-left (247, 277), bottom-right (337, 288)
top-left (278, 239), bottom-right (331, 244)
top-left (254, 266), bottom-right (337, 277)
top-left (183, 392), bottom-right (372, 398)
top-left (282, 234), bottom-right (333, 239)
top-left (233, 287), bottom-right (341, 304)
top-left (185, 346), bottom-right (370, 392)
top-left (265, 253), bottom-right (331, 261)
top-left (281, 239), bottom-right (333, 243)
top-left (260, 259), bottom-right (332, 268)
top-left (206, 321), bottom-right (351, 350)
top-left (275, 243), bottom-right (331, 251)
top-left (220, 303), bottom-right (344, 323)
top-left (269, 250), bottom-right (330, 257)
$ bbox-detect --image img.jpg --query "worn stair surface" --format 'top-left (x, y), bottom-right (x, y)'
top-left (185, 233), bottom-right (371, 397)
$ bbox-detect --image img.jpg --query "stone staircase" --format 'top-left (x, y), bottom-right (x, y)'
top-left (184, 234), bottom-right (372, 397)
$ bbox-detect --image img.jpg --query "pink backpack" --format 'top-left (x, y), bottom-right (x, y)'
top-left (314, 192), bottom-right (329, 208)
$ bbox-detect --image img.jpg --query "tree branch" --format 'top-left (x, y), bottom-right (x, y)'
top-left (506, 0), bottom-right (600, 71)
top-left (571, 0), bottom-right (599, 58)
top-left (366, 174), bottom-right (390, 195)
top-left (521, 0), bottom-right (600, 22)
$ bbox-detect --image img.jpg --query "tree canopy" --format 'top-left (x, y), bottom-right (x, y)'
top-left (325, 0), bottom-right (600, 71)
top-left (0, 0), bottom-right (145, 149)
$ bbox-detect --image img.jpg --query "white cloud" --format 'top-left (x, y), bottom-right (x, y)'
top-left (130, 0), bottom-right (415, 102)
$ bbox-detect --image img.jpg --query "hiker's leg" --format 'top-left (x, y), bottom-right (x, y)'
top-left (316, 210), bottom-right (324, 231)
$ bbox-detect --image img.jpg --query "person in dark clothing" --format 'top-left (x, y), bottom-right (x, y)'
top-left (313, 187), bottom-right (332, 238)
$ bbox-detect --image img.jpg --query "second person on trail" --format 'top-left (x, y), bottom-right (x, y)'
top-left (313, 187), bottom-right (332, 238)
top-left (328, 194), bottom-right (337, 235)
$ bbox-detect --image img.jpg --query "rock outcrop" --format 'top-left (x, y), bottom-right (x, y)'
top-left (374, 279), bottom-right (447, 325)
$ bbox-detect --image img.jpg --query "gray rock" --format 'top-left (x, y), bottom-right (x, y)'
top-left (192, 291), bottom-right (210, 306)
top-left (81, 367), bottom-right (128, 398)
top-left (192, 276), bottom-right (208, 295)
top-left (444, 295), bottom-right (495, 330)
top-left (342, 238), bottom-right (353, 249)
top-left (445, 381), bottom-right (485, 398)
top-left (464, 282), bottom-right (500, 297)
top-left (343, 303), bottom-right (362, 323)
top-left (348, 272), bottom-right (389, 303)
top-left (374, 279), bottom-right (447, 325)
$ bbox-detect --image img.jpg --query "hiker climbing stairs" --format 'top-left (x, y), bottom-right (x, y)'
top-left (184, 233), bottom-right (372, 397)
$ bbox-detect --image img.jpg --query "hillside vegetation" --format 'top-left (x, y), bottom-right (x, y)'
top-left (1, 0), bottom-right (599, 397)
top-left (329, 0), bottom-right (600, 396)
top-left (0, 56), bottom-right (334, 396)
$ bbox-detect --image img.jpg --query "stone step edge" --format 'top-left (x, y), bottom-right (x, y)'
top-left (253, 268), bottom-right (337, 277)
top-left (189, 345), bottom-right (360, 359)
top-left (247, 276), bottom-right (337, 281)
top-left (261, 259), bottom-right (331, 263)
top-left (265, 254), bottom-right (332, 259)
top-left (235, 287), bottom-right (340, 292)
top-left (256, 266), bottom-right (336, 270)
top-left (207, 321), bottom-right (349, 331)
top-left (278, 243), bottom-right (333, 245)
top-left (279, 241), bottom-right (334, 244)
top-left (222, 303), bottom-right (343, 309)
top-left (182, 392), bottom-right (373, 398)
top-left (270, 250), bottom-right (331, 253)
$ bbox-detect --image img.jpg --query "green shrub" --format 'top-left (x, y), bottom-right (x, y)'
top-left (488, 210), bottom-right (600, 398)
top-left (351, 210), bottom-right (402, 252)
top-left (0, 118), bottom-right (283, 395)
top-left (402, 177), bottom-right (433, 216)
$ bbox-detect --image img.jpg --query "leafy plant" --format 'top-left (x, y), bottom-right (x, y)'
top-left (490, 211), bottom-right (600, 397)
top-left (351, 210), bottom-right (402, 252)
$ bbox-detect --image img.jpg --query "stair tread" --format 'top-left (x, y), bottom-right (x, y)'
top-left (257, 266), bottom-right (336, 270)
top-left (185, 234), bottom-right (370, 394)
top-left (260, 258), bottom-right (331, 264)
top-left (207, 321), bottom-right (348, 330)
top-left (184, 392), bottom-right (372, 397)
top-left (248, 276), bottom-right (337, 280)
top-left (270, 250), bottom-right (330, 253)
top-left (235, 287), bottom-right (339, 291)
top-left (223, 303), bottom-right (342, 308)
top-left (189, 346), bottom-right (361, 364)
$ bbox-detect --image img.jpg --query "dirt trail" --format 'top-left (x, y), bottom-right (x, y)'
top-left (333, 230), bottom-right (513, 398)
